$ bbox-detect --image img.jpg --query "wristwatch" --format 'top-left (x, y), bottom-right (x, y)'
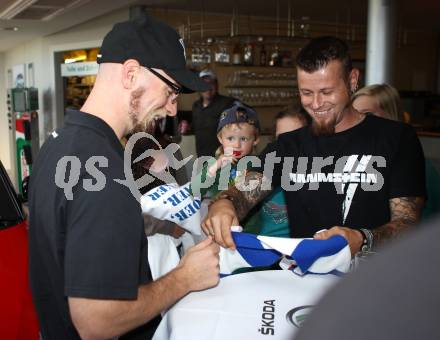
top-left (359, 228), bottom-right (374, 252)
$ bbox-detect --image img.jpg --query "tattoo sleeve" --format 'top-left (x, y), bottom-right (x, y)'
top-left (217, 171), bottom-right (272, 220)
top-left (371, 196), bottom-right (425, 246)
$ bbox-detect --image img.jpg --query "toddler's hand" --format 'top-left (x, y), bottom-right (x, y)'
top-left (208, 154), bottom-right (235, 176)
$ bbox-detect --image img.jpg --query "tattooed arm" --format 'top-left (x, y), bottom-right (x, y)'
top-left (223, 171), bottom-right (272, 220)
top-left (372, 196), bottom-right (425, 246)
top-left (202, 171), bottom-right (272, 248)
top-left (315, 196), bottom-right (425, 256)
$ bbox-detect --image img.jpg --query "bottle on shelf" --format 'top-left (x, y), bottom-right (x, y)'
top-left (199, 42), bottom-right (211, 64)
top-left (243, 41), bottom-right (254, 66)
top-left (281, 53), bottom-right (293, 67)
top-left (215, 40), bottom-right (230, 64)
top-left (269, 45), bottom-right (280, 67)
top-left (259, 44), bottom-right (267, 66)
top-left (232, 43), bottom-right (242, 65)
top-left (191, 43), bottom-right (201, 64)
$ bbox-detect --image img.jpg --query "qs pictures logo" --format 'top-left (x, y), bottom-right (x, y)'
top-left (285, 305), bottom-right (314, 328)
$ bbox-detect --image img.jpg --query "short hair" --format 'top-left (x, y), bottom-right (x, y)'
top-left (352, 84), bottom-right (403, 122)
top-left (275, 103), bottom-right (309, 126)
top-left (296, 36), bottom-right (352, 79)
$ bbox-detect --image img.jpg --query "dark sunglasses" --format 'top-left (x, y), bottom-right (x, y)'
top-left (146, 67), bottom-right (182, 96)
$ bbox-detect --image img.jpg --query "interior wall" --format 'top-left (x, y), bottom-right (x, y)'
top-left (43, 8), bottom-right (130, 136)
top-left (394, 31), bottom-right (439, 91)
top-left (438, 38), bottom-right (440, 93)
top-left (0, 39), bottom-right (45, 185)
top-left (420, 136), bottom-right (440, 161)
top-left (0, 52), bottom-right (13, 181)
top-left (0, 8), bottom-right (129, 183)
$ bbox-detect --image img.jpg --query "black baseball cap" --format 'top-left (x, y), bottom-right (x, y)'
top-left (97, 13), bottom-right (209, 93)
top-left (217, 102), bottom-right (260, 132)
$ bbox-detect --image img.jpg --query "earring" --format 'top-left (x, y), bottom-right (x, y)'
top-left (351, 83), bottom-right (359, 94)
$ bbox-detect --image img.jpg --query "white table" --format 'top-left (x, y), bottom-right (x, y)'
top-left (153, 270), bottom-right (339, 340)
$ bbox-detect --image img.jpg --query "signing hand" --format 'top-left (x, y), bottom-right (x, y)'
top-left (177, 236), bottom-right (220, 292)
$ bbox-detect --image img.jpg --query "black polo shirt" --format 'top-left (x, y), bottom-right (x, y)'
top-left (192, 94), bottom-right (236, 157)
top-left (29, 110), bottom-right (154, 339)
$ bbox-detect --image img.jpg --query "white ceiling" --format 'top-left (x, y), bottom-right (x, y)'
top-left (0, 0), bottom-right (439, 53)
top-left (0, 0), bottom-right (139, 51)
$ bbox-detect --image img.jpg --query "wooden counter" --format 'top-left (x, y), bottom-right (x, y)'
top-left (417, 131), bottom-right (440, 138)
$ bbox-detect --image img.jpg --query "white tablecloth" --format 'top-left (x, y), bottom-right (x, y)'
top-left (153, 270), bottom-right (339, 340)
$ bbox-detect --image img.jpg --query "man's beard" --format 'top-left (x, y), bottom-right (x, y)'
top-left (311, 115), bottom-right (337, 136)
top-left (310, 102), bottom-right (350, 136)
top-left (128, 87), bottom-right (159, 135)
top-left (130, 113), bottom-right (156, 135)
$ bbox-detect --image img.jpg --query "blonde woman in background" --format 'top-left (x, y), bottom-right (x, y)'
top-left (352, 83), bottom-right (440, 220)
top-left (352, 83), bottom-right (410, 123)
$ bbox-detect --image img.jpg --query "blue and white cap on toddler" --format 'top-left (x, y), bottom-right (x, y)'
top-left (217, 102), bottom-right (260, 133)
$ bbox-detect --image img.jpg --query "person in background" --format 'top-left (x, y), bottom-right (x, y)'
top-left (352, 83), bottom-right (440, 219)
top-left (28, 14), bottom-right (220, 340)
top-left (351, 84), bottom-right (403, 121)
top-left (275, 104), bottom-right (309, 136)
top-left (203, 36), bottom-right (426, 257)
top-left (191, 102), bottom-right (260, 202)
top-left (192, 69), bottom-right (236, 157)
top-left (246, 104), bottom-right (308, 237)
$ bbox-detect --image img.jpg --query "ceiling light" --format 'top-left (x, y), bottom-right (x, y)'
top-left (64, 55), bottom-right (87, 64)
top-left (0, 0), bottom-right (38, 20)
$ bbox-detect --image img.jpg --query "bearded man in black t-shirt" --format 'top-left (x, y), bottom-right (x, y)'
top-left (203, 36), bottom-right (426, 256)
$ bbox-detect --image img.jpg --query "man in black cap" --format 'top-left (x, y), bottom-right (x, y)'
top-left (192, 69), bottom-right (236, 157)
top-left (29, 14), bottom-right (220, 340)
